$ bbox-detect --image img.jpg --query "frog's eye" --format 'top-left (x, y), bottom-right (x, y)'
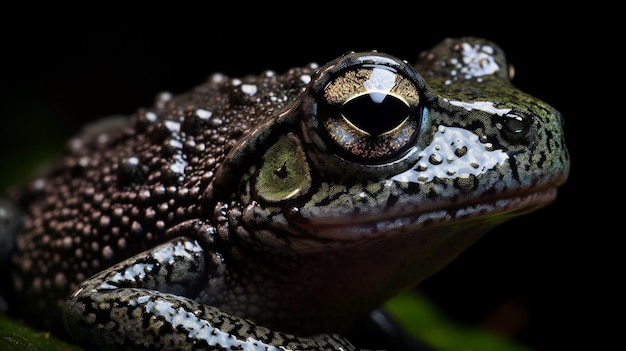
top-left (316, 63), bottom-right (422, 163)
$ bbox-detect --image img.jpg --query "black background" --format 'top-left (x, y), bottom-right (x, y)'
top-left (0, 6), bottom-right (610, 350)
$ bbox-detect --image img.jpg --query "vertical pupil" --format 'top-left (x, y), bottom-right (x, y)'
top-left (340, 92), bottom-right (409, 136)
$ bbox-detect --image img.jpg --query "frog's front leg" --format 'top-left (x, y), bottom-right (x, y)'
top-left (63, 231), bottom-right (361, 351)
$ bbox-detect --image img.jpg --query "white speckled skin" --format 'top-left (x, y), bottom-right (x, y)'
top-left (0, 37), bottom-right (569, 351)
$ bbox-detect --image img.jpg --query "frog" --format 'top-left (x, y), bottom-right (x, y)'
top-left (0, 37), bottom-right (569, 351)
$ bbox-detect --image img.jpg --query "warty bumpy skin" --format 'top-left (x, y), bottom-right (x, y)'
top-left (0, 37), bottom-right (569, 351)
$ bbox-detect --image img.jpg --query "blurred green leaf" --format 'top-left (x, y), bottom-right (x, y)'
top-left (385, 291), bottom-right (533, 351)
top-left (0, 314), bottom-right (81, 351)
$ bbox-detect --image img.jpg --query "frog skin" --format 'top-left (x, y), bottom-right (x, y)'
top-left (0, 37), bottom-right (569, 351)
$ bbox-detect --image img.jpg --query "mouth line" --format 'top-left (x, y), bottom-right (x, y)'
top-left (290, 186), bottom-right (559, 240)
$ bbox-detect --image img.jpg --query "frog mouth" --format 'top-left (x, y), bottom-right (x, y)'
top-left (286, 185), bottom-right (560, 242)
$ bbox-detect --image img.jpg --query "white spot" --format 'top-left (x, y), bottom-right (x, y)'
top-left (391, 125), bottom-right (508, 184)
top-left (168, 139), bottom-right (183, 149)
top-left (448, 100), bottom-right (512, 116)
top-left (156, 92), bottom-right (173, 107)
top-left (458, 42), bottom-right (499, 79)
top-left (126, 156), bottom-right (139, 166)
top-left (139, 190), bottom-right (151, 200)
top-left (195, 109), bottom-right (213, 120)
top-left (78, 156), bottom-right (91, 167)
top-left (152, 240), bottom-right (202, 265)
top-left (209, 73), bottom-right (228, 84)
top-left (105, 262), bottom-right (153, 286)
top-left (170, 155), bottom-right (187, 175)
top-left (128, 296), bottom-right (150, 306)
top-left (363, 67), bottom-right (396, 98)
top-left (164, 120), bottom-right (181, 133)
top-left (137, 299), bottom-right (288, 350)
top-left (145, 112), bottom-right (158, 122)
top-left (241, 84), bottom-right (257, 96)
top-left (300, 74), bottom-right (311, 84)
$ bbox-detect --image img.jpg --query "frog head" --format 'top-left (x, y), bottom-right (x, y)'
top-left (205, 39), bottom-right (569, 333)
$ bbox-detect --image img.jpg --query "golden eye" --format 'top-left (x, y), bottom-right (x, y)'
top-left (317, 64), bottom-right (422, 163)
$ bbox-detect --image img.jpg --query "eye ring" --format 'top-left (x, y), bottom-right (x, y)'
top-left (309, 54), bottom-right (425, 164)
